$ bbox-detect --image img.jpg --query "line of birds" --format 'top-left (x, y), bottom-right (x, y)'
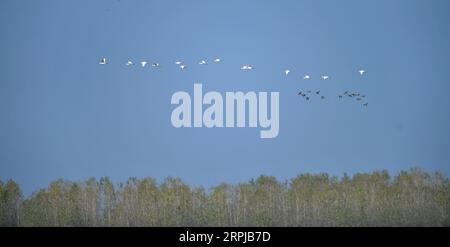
top-left (297, 90), bottom-right (368, 107)
top-left (99, 57), bottom-right (222, 71)
top-left (99, 57), bottom-right (369, 107)
top-left (98, 57), bottom-right (365, 80)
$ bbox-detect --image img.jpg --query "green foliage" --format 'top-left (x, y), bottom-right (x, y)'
top-left (1, 169), bottom-right (449, 226)
top-left (0, 180), bottom-right (22, 226)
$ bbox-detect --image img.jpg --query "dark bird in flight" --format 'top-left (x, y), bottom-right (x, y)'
top-left (338, 95), bottom-right (343, 99)
top-left (321, 96), bottom-right (325, 100)
top-left (316, 91), bottom-right (320, 95)
top-left (363, 103), bottom-right (368, 107)
top-left (99, 58), bottom-right (107, 65)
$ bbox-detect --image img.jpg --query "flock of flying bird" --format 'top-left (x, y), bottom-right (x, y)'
top-left (99, 57), bottom-right (223, 70)
top-left (99, 57), bottom-right (369, 107)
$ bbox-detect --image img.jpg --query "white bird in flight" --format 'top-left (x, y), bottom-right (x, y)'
top-left (152, 63), bottom-right (160, 68)
top-left (175, 61), bottom-right (182, 65)
top-left (359, 69), bottom-right (365, 76)
top-left (199, 60), bottom-right (207, 65)
top-left (241, 64), bottom-right (254, 70)
top-left (140, 61), bottom-right (148, 67)
top-left (214, 58), bottom-right (221, 63)
top-left (99, 58), bottom-right (107, 65)
top-left (126, 60), bottom-right (133, 66)
top-left (179, 64), bottom-right (186, 70)
top-left (284, 69), bottom-right (290, 76)
top-left (321, 75), bottom-right (329, 80)
top-left (303, 75), bottom-right (310, 80)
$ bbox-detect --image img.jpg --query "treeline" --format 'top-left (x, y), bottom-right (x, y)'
top-left (1, 169), bottom-right (449, 226)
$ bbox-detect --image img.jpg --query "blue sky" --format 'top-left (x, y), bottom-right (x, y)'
top-left (1, 0), bottom-right (450, 195)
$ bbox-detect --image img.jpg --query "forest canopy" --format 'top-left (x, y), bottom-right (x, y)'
top-left (1, 169), bottom-right (449, 226)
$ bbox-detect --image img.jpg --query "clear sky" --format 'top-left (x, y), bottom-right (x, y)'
top-left (1, 0), bottom-right (450, 195)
